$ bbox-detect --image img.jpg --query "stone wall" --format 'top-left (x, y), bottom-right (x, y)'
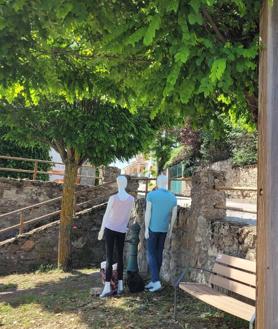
top-left (0, 176), bottom-right (139, 275)
top-left (0, 177), bottom-right (64, 215)
top-left (209, 160), bottom-right (257, 199)
top-left (0, 204), bottom-right (106, 275)
top-left (0, 172), bottom-right (137, 241)
top-left (99, 166), bottom-right (121, 183)
top-left (134, 169), bottom-right (256, 284)
top-left (0, 178), bottom-right (65, 239)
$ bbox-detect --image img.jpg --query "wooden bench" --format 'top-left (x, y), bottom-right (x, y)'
top-left (174, 254), bottom-right (256, 329)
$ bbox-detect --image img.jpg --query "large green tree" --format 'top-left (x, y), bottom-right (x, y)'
top-left (1, 97), bottom-right (157, 270)
top-left (0, 1), bottom-right (260, 126)
top-left (0, 0), bottom-right (261, 269)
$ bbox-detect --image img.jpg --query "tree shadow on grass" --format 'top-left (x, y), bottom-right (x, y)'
top-left (0, 270), bottom-right (248, 329)
top-left (0, 283), bottom-right (17, 293)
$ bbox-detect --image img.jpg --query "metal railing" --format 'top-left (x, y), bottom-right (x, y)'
top-left (131, 176), bottom-right (192, 198)
top-left (0, 180), bottom-right (115, 238)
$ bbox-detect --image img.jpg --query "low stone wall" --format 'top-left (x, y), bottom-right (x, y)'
top-left (161, 215), bottom-right (256, 284)
top-left (99, 166), bottom-right (121, 183)
top-left (0, 177), bottom-right (64, 215)
top-left (0, 173), bottom-right (138, 240)
top-left (0, 178), bottom-right (84, 235)
top-left (209, 160), bottom-right (257, 199)
top-left (0, 176), bottom-right (139, 275)
top-left (135, 169), bottom-right (256, 284)
top-left (0, 204), bottom-right (106, 275)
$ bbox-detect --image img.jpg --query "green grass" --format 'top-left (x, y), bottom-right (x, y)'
top-left (0, 269), bottom-right (248, 329)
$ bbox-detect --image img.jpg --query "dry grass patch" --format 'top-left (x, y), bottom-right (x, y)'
top-left (0, 269), bottom-right (247, 329)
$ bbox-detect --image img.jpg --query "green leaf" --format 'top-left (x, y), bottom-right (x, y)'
top-left (163, 63), bottom-right (182, 97)
top-left (188, 11), bottom-right (203, 25)
top-left (205, 0), bottom-right (217, 6)
top-left (0, 17), bottom-right (6, 31)
top-left (143, 14), bottom-right (161, 46)
top-left (56, 3), bottom-right (73, 20)
top-left (190, 0), bottom-right (201, 13)
top-left (198, 77), bottom-right (214, 97)
top-left (209, 58), bottom-right (227, 83)
top-left (179, 79), bottom-right (195, 104)
top-left (127, 27), bottom-right (146, 46)
top-left (13, 0), bottom-right (26, 12)
top-left (174, 46), bottom-right (190, 64)
top-left (166, 0), bottom-right (180, 13)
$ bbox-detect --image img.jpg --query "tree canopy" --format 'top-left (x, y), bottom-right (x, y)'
top-left (0, 1), bottom-right (260, 128)
top-left (1, 97), bottom-right (156, 166)
top-left (108, 0), bottom-right (260, 125)
top-left (0, 126), bottom-right (51, 180)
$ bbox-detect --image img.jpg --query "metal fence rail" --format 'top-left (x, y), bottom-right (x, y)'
top-left (0, 154), bottom-right (100, 181)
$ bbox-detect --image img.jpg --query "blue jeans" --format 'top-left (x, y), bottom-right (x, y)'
top-left (147, 229), bottom-right (167, 282)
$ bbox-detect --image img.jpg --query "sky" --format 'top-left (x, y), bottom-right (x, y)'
top-left (111, 158), bottom-right (134, 170)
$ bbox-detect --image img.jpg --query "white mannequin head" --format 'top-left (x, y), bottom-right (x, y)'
top-left (117, 175), bottom-right (127, 190)
top-left (157, 174), bottom-right (168, 190)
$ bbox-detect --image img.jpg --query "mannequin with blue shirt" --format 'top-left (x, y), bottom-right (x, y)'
top-left (144, 174), bottom-right (177, 292)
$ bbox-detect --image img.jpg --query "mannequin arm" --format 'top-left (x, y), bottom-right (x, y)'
top-left (98, 196), bottom-right (113, 240)
top-left (168, 206), bottom-right (178, 238)
top-left (144, 200), bottom-right (152, 239)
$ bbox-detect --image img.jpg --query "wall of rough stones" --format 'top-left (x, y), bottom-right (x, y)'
top-left (135, 169), bottom-right (256, 284)
top-left (0, 177), bottom-right (64, 215)
top-left (0, 178), bottom-right (65, 238)
top-left (0, 171), bottom-right (137, 241)
top-left (0, 167), bottom-right (257, 280)
top-left (0, 204), bottom-right (106, 275)
top-left (99, 166), bottom-right (121, 183)
top-left (0, 176), bottom-right (138, 275)
top-left (209, 160), bottom-right (257, 199)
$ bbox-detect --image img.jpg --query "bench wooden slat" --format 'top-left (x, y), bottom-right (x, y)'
top-left (215, 254), bottom-right (256, 273)
top-left (212, 263), bottom-right (256, 287)
top-left (209, 274), bottom-right (256, 300)
top-left (179, 282), bottom-right (255, 322)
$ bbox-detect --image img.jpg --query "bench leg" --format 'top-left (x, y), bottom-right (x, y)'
top-left (249, 313), bottom-right (255, 329)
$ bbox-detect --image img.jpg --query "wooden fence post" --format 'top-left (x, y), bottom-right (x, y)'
top-left (257, 1), bottom-right (278, 328)
top-left (32, 160), bottom-right (38, 180)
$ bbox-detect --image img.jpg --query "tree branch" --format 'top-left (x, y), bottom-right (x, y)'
top-left (53, 140), bottom-right (67, 162)
top-left (201, 8), bottom-right (226, 43)
top-left (244, 92), bottom-right (258, 124)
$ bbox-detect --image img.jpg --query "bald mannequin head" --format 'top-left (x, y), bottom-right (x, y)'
top-left (117, 175), bottom-right (128, 189)
top-left (157, 174), bottom-right (168, 190)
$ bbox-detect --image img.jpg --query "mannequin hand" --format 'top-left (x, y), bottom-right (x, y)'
top-left (98, 229), bottom-right (104, 240)
top-left (145, 229), bottom-right (149, 240)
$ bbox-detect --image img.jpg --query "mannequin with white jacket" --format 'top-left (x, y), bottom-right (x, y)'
top-left (98, 175), bottom-right (134, 297)
top-left (144, 174), bottom-right (177, 292)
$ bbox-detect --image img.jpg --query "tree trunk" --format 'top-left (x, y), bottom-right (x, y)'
top-left (58, 159), bottom-right (79, 271)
